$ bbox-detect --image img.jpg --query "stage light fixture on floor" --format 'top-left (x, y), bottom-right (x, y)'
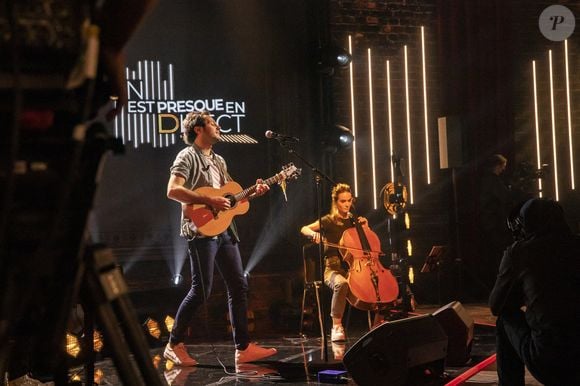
top-left (171, 273), bottom-right (183, 286)
top-left (93, 330), bottom-right (104, 352)
top-left (144, 317), bottom-right (161, 339)
top-left (164, 315), bottom-right (175, 333)
top-left (94, 368), bottom-right (104, 384)
top-left (66, 332), bottom-right (81, 358)
top-left (152, 354), bottom-right (162, 369)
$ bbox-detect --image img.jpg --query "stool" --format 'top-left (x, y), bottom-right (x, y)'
top-left (299, 244), bottom-right (324, 338)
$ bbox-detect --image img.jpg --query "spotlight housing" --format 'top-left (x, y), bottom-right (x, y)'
top-left (322, 124), bottom-right (354, 152)
top-left (318, 45), bottom-right (352, 76)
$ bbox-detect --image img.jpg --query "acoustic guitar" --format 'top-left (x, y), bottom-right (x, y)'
top-left (183, 163), bottom-right (301, 236)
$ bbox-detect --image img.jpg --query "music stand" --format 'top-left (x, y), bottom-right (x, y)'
top-left (421, 246), bottom-right (447, 305)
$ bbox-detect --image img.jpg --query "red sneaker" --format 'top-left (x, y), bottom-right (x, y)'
top-left (164, 343), bottom-right (198, 367)
top-left (235, 343), bottom-right (277, 364)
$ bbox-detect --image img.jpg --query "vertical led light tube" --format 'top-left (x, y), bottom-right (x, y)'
top-left (549, 50), bottom-right (559, 200)
top-left (368, 48), bottom-right (378, 209)
top-left (421, 26), bottom-right (431, 184)
top-left (348, 35), bottom-right (359, 196)
top-left (144, 60), bottom-right (152, 146)
top-left (386, 60), bottom-right (395, 183)
top-left (132, 68), bottom-right (138, 147)
top-left (404, 45), bottom-right (414, 204)
top-left (169, 63), bottom-right (175, 100)
top-left (157, 61), bottom-right (163, 147)
top-left (564, 40), bottom-right (575, 190)
top-left (532, 61), bottom-right (543, 197)
top-left (125, 67), bottom-right (132, 142)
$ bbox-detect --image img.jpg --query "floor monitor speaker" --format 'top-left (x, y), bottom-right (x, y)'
top-left (433, 301), bottom-right (474, 366)
top-left (343, 314), bottom-right (448, 386)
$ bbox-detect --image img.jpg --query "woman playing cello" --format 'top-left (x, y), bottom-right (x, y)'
top-left (300, 183), bottom-right (367, 342)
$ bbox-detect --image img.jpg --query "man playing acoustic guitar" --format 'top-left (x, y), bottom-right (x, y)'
top-left (165, 111), bottom-right (277, 367)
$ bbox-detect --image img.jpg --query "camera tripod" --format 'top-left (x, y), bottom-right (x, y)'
top-left (0, 120), bottom-right (164, 385)
top-left (74, 244), bottom-right (165, 386)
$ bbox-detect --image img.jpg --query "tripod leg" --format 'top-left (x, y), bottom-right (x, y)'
top-left (87, 245), bottom-right (164, 386)
top-left (113, 296), bottom-right (165, 384)
top-left (93, 302), bottom-right (144, 386)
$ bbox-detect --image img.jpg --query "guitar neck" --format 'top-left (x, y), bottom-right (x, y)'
top-left (233, 173), bottom-right (284, 202)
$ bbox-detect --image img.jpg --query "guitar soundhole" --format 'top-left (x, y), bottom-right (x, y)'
top-left (225, 194), bottom-right (237, 208)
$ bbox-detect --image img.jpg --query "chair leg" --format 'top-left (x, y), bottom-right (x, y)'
top-left (313, 282), bottom-right (324, 340)
top-left (299, 287), bottom-right (308, 336)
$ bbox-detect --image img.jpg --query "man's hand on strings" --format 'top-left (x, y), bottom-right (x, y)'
top-left (208, 196), bottom-right (231, 211)
top-left (254, 179), bottom-right (270, 197)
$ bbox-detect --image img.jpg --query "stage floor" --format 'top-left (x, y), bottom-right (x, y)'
top-left (84, 304), bottom-right (543, 385)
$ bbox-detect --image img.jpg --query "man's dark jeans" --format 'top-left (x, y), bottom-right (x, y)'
top-left (170, 231), bottom-right (249, 350)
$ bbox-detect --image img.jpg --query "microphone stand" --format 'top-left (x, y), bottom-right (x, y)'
top-left (274, 138), bottom-right (340, 367)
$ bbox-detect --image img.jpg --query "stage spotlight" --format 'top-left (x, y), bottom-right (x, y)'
top-left (243, 271), bottom-right (250, 279)
top-left (94, 368), bottom-right (104, 384)
top-left (70, 372), bottom-right (82, 382)
top-left (322, 124), bottom-right (354, 152)
top-left (144, 317), bottom-right (161, 339)
top-left (171, 273), bottom-right (183, 286)
top-left (164, 315), bottom-right (175, 333)
top-left (152, 354), bottom-right (162, 369)
top-left (318, 45), bottom-right (352, 75)
top-left (66, 332), bottom-right (81, 358)
top-left (93, 330), bottom-right (104, 352)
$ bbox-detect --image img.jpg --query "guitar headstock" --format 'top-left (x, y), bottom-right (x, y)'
top-left (280, 162), bottom-right (301, 181)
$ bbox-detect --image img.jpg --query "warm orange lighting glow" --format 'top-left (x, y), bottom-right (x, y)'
top-left (66, 333), bottom-right (81, 358)
top-left (70, 373), bottom-right (82, 382)
top-left (93, 330), bottom-right (104, 352)
top-left (164, 315), bottom-right (175, 333)
top-left (145, 318), bottom-right (161, 339)
top-left (152, 354), bottom-right (162, 369)
top-left (94, 368), bottom-right (104, 384)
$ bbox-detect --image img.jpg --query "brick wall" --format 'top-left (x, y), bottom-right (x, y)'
top-left (325, 0), bottom-right (580, 302)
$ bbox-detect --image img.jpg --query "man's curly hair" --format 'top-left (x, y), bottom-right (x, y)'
top-left (182, 111), bottom-right (210, 145)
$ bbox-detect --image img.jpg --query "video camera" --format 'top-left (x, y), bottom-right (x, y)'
top-left (509, 161), bottom-right (549, 198)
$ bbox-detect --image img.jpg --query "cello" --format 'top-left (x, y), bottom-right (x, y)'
top-left (340, 214), bottom-right (399, 311)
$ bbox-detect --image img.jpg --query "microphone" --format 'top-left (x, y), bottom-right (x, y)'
top-left (265, 130), bottom-right (300, 142)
